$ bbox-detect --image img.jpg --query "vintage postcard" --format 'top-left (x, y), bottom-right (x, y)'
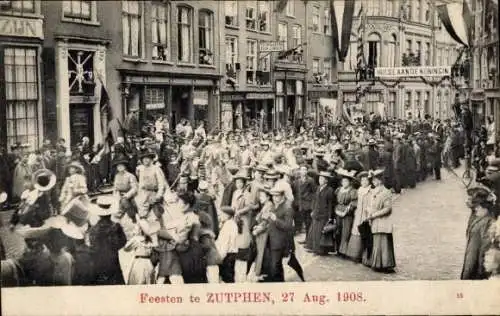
top-left (1, 0), bottom-right (499, 315)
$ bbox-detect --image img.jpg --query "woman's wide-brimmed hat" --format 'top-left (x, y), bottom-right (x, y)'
top-left (89, 196), bottom-right (116, 216)
top-left (233, 170), bottom-right (249, 181)
top-left (112, 154), bottom-right (129, 167)
top-left (67, 161), bottom-right (84, 174)
top-left (263, 169), bottom-right (280, 180)
top-left (318, 171), bottom-right (333, 178)
top-left (16, 225), bottom-right (53, 240)
top-left (32, 169), bottom-right (57, 192)
top-left (368, 169), bottom-right (385, 179)
top-left (336, 168), bottom-right (358, 181)
top-left (138, 148), bottom-right (156, 160)
top-left (357, 171), bottom-right (370, 180)
top-left (46, 216), bottom-right (85, 240)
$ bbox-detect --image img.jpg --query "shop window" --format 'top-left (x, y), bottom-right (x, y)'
top-left (258, 1), bottom-right (270, 32)
top-left (0, 0), bottom-right (35, 14)
top-left (122, 1), bottom-right (143, 58)
top-left (68, 50), bottom-right (95, 96)
top-left (246, 2), bottom-right (256, 30)
top-left (404, 91), bottom-right (411, 111)
top-left (177, 5), bottom-right (193, 63)
top-left (246, 39), bottom-right (257, 84)
top-left (415, 91), bottom-right (422, 116)
top-left (151, 0), bottom-right (170, 61)
top-left (4, 47), bottom-right (39, 149)
top-left (225, 1), bottom-right (238, 27)
top-left (145, 87), bottom-right (165, 111)
top-left (312, 6), bottom-right (320, 32)
top-left (62, 1), bottom-right (94, 22)
top-left (199, 10), bottom-right (214, 65)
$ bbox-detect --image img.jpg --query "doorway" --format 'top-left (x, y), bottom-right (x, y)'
top-left (171, 87), bottom-right (191, 127)
top-left (70, 104), bottom-right (94, 147)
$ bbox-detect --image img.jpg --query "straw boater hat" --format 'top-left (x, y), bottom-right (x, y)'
top-left (269, 182), bottom-right (287, 196)
top-left (32, 169), bottom-right (56, 192)
top-left (254, 164), bottom-right (269, 173)
top-left (198, 180), bottom-right (209, 191)
top-left (90, 196), bottom-right (115, 216)
top-left (368, 138), bottom-right (377, 146)
top-left (46, 216), bottom-right (85, 240)
top-left (67, 161), bottom-right (84, 174)
top-left (314, 147), bottom-right (326, 156)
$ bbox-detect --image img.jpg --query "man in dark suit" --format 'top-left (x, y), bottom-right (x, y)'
top-left (392, 134), bottom-right (404, 193)
top-left (292, 165), bottom-right (317, 239)
top-left (261, 185), bottom-right (294, 282)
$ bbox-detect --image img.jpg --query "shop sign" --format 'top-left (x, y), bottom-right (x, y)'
top-left (221, 93), bottom-right (245, 102)
top-left (0, 16), bottom-right (43, 39)
top-left (145, 103), bottom-right (165, 110)
top-left (308, 91), bottom-right (334, 99)
top-left (375, 66), bottom-right (451, 78)
top-left (246, 92), bottom-right (275, 100)
top-left (259, 41), bottom-right (285, 52)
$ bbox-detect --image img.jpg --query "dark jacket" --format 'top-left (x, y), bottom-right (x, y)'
top-left (292, 176), bottom-right (316, 212)
top-left (195, 193), bottom-right (219, 238)
top-left (460, 215), bottom-right (494, 280)
top-left (267, 200), bottom-right (294, 254)
top-left (311, 185), bottom-right (335, 220)
top-left (88, 218), bottom-right (127, 285)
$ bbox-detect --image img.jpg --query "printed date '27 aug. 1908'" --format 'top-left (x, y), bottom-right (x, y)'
top-left (139, 291), bottom-right (366, 306)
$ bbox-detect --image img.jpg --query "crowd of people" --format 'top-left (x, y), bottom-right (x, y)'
top-left (1, 103), bottom-right (500, 286)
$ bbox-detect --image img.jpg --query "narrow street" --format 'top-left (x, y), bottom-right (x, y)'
top-left (285, 167), bottom-right (470, 282)
top-left (1, 167), bottom-right (471, 282)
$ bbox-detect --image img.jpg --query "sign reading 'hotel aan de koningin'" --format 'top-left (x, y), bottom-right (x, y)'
top-left (375, 66), bottom-right (452, 78)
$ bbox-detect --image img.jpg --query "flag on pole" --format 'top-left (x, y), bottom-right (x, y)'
top-left (436, 0), bottom-right (472, 47)
top-left (330, 0), bottom-right (357, 62)
top-left (356, 3), bottom-right (366, 82)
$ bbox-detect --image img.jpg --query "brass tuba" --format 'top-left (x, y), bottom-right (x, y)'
top-left (31, 168), bottom-right (57, 192)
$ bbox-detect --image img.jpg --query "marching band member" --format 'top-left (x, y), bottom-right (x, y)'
top-left (112, 154), bottom-right (139, 223)
top-left (136, 149), bottom-right (166, 219)
top-left (59, 161), bottom-right (88, 210)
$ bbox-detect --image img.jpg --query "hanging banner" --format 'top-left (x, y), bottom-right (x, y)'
top-left (375, 66), bottom-right (452, 78)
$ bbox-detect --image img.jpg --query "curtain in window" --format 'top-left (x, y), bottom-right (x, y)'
top-left (129, 1), bottom-right (140, 57)
top-left (179, 8), bottom-right (191, 62)
top-left (122, 2), bottom-right (130, 55)
top-left (158, 5), bottom-right (167, 46)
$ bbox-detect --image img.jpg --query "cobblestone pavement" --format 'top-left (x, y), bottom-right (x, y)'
top-left (285, 167), bottom-right (470, 282)
top-left (1, 166), bottom-right (470, 282)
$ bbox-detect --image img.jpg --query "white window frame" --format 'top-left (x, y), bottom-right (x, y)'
top-left (3, 46), bottom-right (42, 151)
top-left (62, 0), bottom-right (99, 25)
top-left (291, 24), bottom-right (301, 48)
top-left (312, 6), bottom-right (320, 33)
top-left (323, 7), bottom-right (331, 35)
top-left (245, 1), bottom-right (257, 31)
top-left (246, 39), bottom-right (257, 84)
top-left (199, 9), bottom-right (214, 65)
top-left (323, 59), bottom-right (332, 83)
top-left (225, 36), bottom-right (238, 68)
top-left (312, 58), bottom-right (320, 74)
top-left (122, 1), bottom-right (144, 59)
top-left (177, 5), bottom-right (194, 63)
top-left (1, 0), bottom-right (41, 17)
top-left (151, 0), bottom-right (170, 62)
top-left (278, 22), bottom-right (288, 50)
top-left (224, 0), bottom-right (238, 27)
top-left (286, 0), bottom-right (295, 17)
top-left (258, 0), bottom-right (270, 33)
